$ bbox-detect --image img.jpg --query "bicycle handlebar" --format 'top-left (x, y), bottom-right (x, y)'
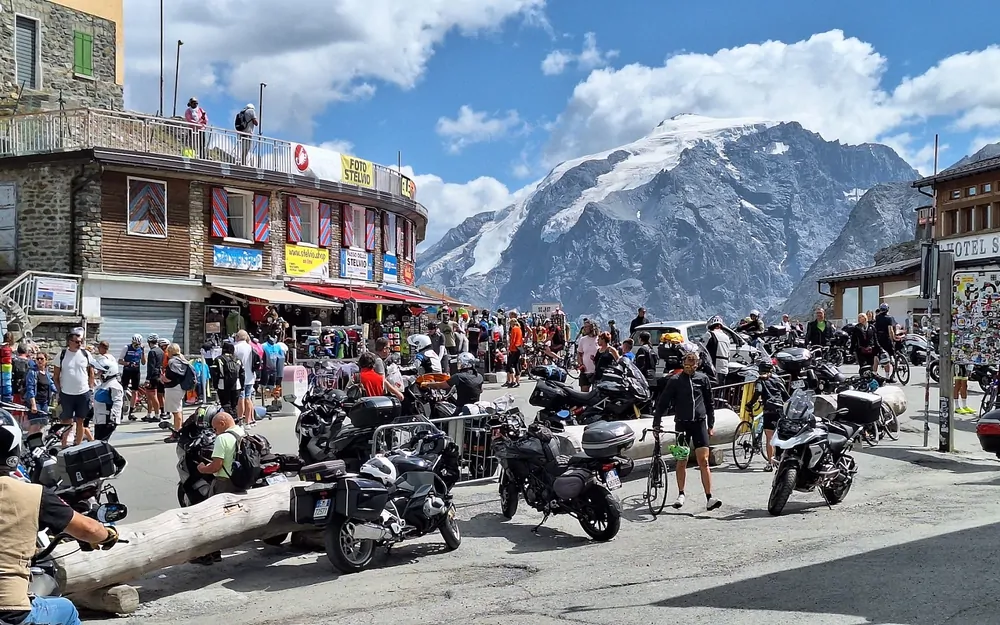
top-left (640, 427), bottom-right (679, 442)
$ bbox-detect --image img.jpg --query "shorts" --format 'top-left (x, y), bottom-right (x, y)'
top-left (579, 372), bottom-right (594, 387)
top-left (122, 368), bottom-right (141, 391)
top-left (877, 336), bottom-right (895, 355)
top-left (954, 364), bottom-right (970, 380)
top-left (163, 385), bottom-right (185, 414)
top-left (507, 349), bottom-right (521, 374)
top-left (676, 420), bottom-right (711, 450)
top-left (762, 411), bottom-right (780, 431)
top-left (240, 384), bottom-right (256, 399)
top-left (146, 378), bottom-right (164, 394)
top-left (59, 392), bottom-right (91, 422)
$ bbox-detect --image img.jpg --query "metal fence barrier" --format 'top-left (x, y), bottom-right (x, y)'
top-left (371, 414), bottom-right (499, 485)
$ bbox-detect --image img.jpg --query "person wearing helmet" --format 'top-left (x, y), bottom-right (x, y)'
top-left (873, 303), bottom-right (899, 376)
top-left (424, 352), bottom-right (483, 415)
top-left (747, 361), bottom-right (788, 470)
top-left (92, 341), bottom-right (124, 442)
top-left (735, 310), bottom-right (765, 337)
top-left (119, 333), bottom-right (147, 420)
top-left (703, 316), bottom-right (732, 382)
top-left (144, 335), bottom-right (166, 422)
top-left (0, 410), bottom-right (121, 625)
top-left (407, 334), bottom-right (442, 374)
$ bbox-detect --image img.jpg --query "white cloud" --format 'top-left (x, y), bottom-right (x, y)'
top-left (541, 32), bottom-right (618, 75)
top-left (123, 0), bottom-right (546, 138)
top-left (318, 140), bottom-right (354, 154)
top-left (543, 30), bottom-right (1000, 173)
top-left (436, 105), bottom-right (525, 153)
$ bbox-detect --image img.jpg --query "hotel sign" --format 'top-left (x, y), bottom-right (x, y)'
top-left (940, 234), bottom-right (1000, 262)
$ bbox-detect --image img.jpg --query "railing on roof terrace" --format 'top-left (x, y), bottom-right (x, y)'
top-left (0, 108), bottom-right (417, 202)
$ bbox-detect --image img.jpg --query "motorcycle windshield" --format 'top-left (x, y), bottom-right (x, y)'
top-left (617, 356), bottom-right (650, 399)
top-left (786, 389), bottom-right (815, 420)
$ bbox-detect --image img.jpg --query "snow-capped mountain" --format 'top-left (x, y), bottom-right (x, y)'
top-left (417, 114), bottom-right (918, 323)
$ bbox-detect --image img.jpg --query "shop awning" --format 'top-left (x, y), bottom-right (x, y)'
top-left (354, 287), bottom-right (440, 306)
top-left (212, 285), bottom-right (342, 309)
top-left (292, 284), bottom-right (397, 305)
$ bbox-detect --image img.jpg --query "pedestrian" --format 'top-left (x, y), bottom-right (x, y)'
top-left (194, 409), bottom-right (246, 564)
top-left (235, 103), bottom-right (258, 165)
top-left (748, 361), bottom-right (788, 471)
top-left (119, 333), bottom-right (146, 419)
top-left (954, 363), bottom-right (972, 414)
top-left (593, 332), bottom-right (620, 381)
top-left (608, 320), bottom-right (621, 347)
top-left (161, 343), bottom-right (190, 441)
top-left (576, 319), bottom-right (599, 392)
top-left (629, 307), bottom-right (647, 336)
top-left (144, 334), bottom-right (165, 422)
top-left (633, 331), bottom-right (657, 378)
top-left (92, 341), bottom-right (124, 442)
top-left (23, 351), bottom-right (53, 435)
top-left (212, 341), bottom-right (244, 415)
top-left (621, 338), bottom-right (635, 361)
top-left (53, 328), bottom-right (95, 448)
top-left (184, 96), bottom-right (209, 155)
top-left (805, 309), bottom-right (833, 347)
top-left (653, 351), bottom-right (721, 511)
top-left (704, 316), bottom-right (732, 382)
top-left (358, 352), bottom-right (404, 400)
top-left (850, 313), bottom-right (879, 370)
top-left (0, 331), bottom-right (14, 403)
top-left (233, 330), bottom-right (257, 426)
top-left (505, 311), bottom-right (523, 388)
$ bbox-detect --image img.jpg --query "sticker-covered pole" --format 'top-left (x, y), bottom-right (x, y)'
top-left (938, 250), bottom-right (955, 452)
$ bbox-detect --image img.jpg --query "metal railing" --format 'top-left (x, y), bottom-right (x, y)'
top-left (0, 108), bottom-right (418, 202)
top-left (371, 414), bottom-right (499, 485)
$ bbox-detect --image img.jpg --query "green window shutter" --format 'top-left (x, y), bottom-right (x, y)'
top-left (73, 31), bottom-right (93, 76)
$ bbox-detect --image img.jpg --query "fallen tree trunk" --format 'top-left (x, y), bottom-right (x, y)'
top-left (67, 584), bottom-right (139, 614)
top-left (57, 481), bottom-right (313, 595)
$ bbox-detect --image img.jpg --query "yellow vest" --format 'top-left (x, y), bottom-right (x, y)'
top-left (0, 476), bottom-right (42, 612)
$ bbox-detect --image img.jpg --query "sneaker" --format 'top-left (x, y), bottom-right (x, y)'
top-left (707, 497), bottom-right (722, 511)
top-left (672, 494), bottom-right (685, 509)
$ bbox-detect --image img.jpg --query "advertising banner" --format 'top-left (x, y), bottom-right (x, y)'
top-left (340, 248), bottom-right (374, 281)
top-left (401, 261), bottom-right (414, 286)
top-left (383, 253), bottom-right (398, 283)
top-left (952, 270), bottom-right (1000, 364)
top-left (341, 155), bottom-right (374, 188)
top-left (288, 143), bottom-right (342, 183)
top-left (401, 177), bottom-right (416, 199)
top-left (213, 245), bottom-right (263, 271)
top-left (285, 244), bottom-right (330, 279)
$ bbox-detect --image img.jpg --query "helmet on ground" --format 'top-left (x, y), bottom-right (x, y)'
top-left (750, 310), bottom-right (760, 318)
top-left (132, 333), bottom-right (143, 344)
top-left (757, 360), bottom-right (774, 374)
top-left (360, 456), bottom-right (397, 486)
top-left (0, 410), bottom-right (21, 473)
top-left (407, 334), bottom-right (432, 351)
top-left (879, 303), bottom-right (889, 313)
top-left (707, 315), bottom-right (724, 328)
top-left (147, 333), bottom-right (159, 343)
top-left (456, 352), bottom-right (476, 370)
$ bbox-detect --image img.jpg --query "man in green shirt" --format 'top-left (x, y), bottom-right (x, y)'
top-left (805, 308), bottom-right (834, 347)
top-left (196, 411), bottom-right (246, 494)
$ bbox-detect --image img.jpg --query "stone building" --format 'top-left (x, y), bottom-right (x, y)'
top-left (0, 0), bottom-right (124, 113)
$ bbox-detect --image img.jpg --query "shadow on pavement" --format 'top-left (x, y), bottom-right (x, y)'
top-left (859, 445), bottom-right (998, 474)
top-left (463, 511), bottom-right (592, 552)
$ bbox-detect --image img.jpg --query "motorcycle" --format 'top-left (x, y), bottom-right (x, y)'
top-left (531, 357), bottom-right (651, 428)
top-left (767, 389), bottom-right (877, 516)
top-left (289, 440), bottom-right (462, 573)
top-left (804, 346), bottom-right (847, 393)
top-left (490, 415), bottom-right (630, 541)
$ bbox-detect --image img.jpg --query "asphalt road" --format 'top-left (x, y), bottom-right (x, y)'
top-left (87, 366), bottom-right (1000, 625)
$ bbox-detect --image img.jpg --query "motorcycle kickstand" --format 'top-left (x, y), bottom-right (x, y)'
top-left (818, 484), bottom-right (833, 510)
top-left (531, 511), bottom-right (551, 534)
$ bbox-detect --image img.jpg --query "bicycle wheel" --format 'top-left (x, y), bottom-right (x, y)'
top-left (981, 386), bottom-right (998, 417)
top-left (881, 405), bottom-right (898, 441)
top-left (646, 455), bottom-right (670, 517)
top-left (893, 355), bottom-right (910, 385)
top-left (731, 420), bottom-right (755, 470)
top-left (862, 423), bottom-right (880, 446)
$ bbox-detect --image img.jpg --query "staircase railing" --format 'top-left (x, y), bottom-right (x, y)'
top-left (0, 271), bottom-right (82, 335)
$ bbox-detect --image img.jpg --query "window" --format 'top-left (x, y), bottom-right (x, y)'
top-left (977, 205), bottom-right (989, 230)
top-left (351, 205), bottom-right (365, 249)
top-left (383, 212), bottom-right (396, 255)
top-left (298, 199), bottom-right (319, 245)
top-left (225, 190), bottom-right (251, 240)
top-left (861, 286), bottom-right (880, 317)
top-left (944, 210), bottom-right (958, 237)
top-left (963, 207), bottom-right (974, 233)
top-left (73, 31), bottom-right (93, 77)
top-left (985, 183), bottom-right (993, 194)
top-left (951, 190), bottom-right (961, 200)
top-left (15, 15), bottom-right (40, 90)
top-left (843, 287), bottom-right (859, 321)
top-left (126, 177), bottom-right (168, 238)
top-left (968, 186), bottom-right (978, 197)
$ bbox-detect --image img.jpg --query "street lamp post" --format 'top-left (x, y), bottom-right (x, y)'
top-left (171, 40), bottom-right (184, 117)
top-left (258, 82), bottom-right (266, 135)
top-left (158, 0), bottom-right (164, 116)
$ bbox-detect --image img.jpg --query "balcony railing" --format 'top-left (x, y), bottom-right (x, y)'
top-left (0, 108), bottom-right (418, 203)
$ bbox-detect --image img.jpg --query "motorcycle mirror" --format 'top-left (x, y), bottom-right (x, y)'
top-left (346, 384), bottom-right (363, 402)
top-left (96, 502), bottom-right (128, 523)
top-left (283, 393), bottom-right (298, 403)
top-left (157, 421), bottom-right (170, 430)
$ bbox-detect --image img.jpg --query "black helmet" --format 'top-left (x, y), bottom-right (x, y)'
top-left (756, 360), bottom-right (774, 374)
top-left (0, 409), bottom-right (21, 473)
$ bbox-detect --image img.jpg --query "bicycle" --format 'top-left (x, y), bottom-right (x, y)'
top-left (881, 345), bottom-right (910, 385)
top-left (980, 370), bottom-right (1000, 418)
top-left (859, 403), bottom-right (898, 445)
top-left (639, 427), bottom-right (689, 517)
top-left (731, 412), bottom-right (770, 470)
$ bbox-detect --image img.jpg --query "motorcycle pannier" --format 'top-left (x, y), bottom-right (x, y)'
top-left (553, 467), bottom-right (590, 500)
top-left (334, 477), bottom-right (390, 521)
top-left (349, 396), bottom-right (402, 429)
top-left (837, 390), bottom-right (882, 425)
top-left (529, 381), bottom-right (567, 410)
top-left (581, 421), bottom-right (636, 458)
top-left (57, 440), bottom-right (117, 486)
top-left (300, 459), bottom-right (347, 483)
top-left (289, 483), bottom-right (338, 524)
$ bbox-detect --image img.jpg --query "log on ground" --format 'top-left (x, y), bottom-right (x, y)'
top-left (57, 481), bottom-right (314, 595)
top-left (68, 584), bottom-right (140, 614)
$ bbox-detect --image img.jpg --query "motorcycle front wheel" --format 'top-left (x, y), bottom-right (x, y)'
top-left (767, 465), bottom-right (797, 516)
top-left (324, 516), bottom-right (376, 574)
top-left (440, 503), bottom-right (462, 550)
top-left (499, 472), bottom-right (519, 519)
top-left (577, 487), bottom-right (621, 541)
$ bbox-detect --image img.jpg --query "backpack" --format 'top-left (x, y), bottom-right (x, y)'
top-left (251, 348), bottom-right (263, 376)
top-left (658, 344), bottom-right (685, 373)
top-left (179, 363), bottom-right (196, 391)
top-left (234, 110), bottom-right (247, 132)
top-left (12, 357), bottom-right (29, 395)
top-left (224, 430), bottom-right (263, 490)
top-left (220, 355), bottom-right (241, 390)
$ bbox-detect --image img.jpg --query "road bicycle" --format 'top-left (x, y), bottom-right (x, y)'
top-left (639, 427), bottom-right (688, 517)
top-left (881, 347), bottom-right (910, 385)
top-left (731, 412), bottom-right (771, 470)
top-left (980, 370), bottom-right (1000, 418)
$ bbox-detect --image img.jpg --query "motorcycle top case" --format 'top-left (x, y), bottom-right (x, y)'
top-left (581, 421), bottom-right (636, 458)
top-left (836, 390), bottom-right (882, 425)
top-left (349, 396), bottom-right (402, 429)
top-left (529, 380), bottom-right (567, 410)
top-left (530, 364), bottom-right (567, 383)
top-left (56, 440), bottom-right (117, 487)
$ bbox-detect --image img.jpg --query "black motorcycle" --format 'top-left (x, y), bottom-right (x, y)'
top-left (490, 416), bottom-right (631, 541)
top-left (767, 389), bottom-right (876, 516)
top-left (531, 357), bottom-right (651, 428)
top-left (290, 443), bottom-right (462, 573)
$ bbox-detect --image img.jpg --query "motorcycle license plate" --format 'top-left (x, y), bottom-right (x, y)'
top-left (791, 380), bottom-right (805, 389)
top-left (265, 474), bottom-right (288, 485)
top-left (313, 498), bottom-right (331, 521)
top-left (604, 469), bottom-right (622, 490)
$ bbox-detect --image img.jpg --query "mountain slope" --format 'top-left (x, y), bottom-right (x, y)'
top-left (417, 115), bottom-right (918, 322)
top-left (778, 182), bottom-right (926, 318)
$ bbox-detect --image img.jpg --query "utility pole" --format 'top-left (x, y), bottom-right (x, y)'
top-left (258, 83), bottom-right (266, 135)
top-left (923, 134), bottom-right (939, 448)
top-left (937, 250), bottom-right (955, 452)
top-left (171, 40), bottom-right (183, 117)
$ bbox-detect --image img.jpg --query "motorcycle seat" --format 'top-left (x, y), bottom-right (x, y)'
top-left (828, 420), bottom-right (860, 439)
top-left (560, 386), bottom-right (600, 405)
top-left (827, 433), bottom-right (849, 455)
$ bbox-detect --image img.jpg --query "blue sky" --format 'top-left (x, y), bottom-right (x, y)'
top-left (123, 0), bottom-right (1000, 245)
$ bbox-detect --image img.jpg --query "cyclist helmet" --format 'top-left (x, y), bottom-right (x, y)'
top-left (131, 333), bottom-right (143, 344)
top-left (158, 338), bottom-right (169, 348)
top-left (750, 309), bottom-right (760, 319)
top-left (456, 352), bottom-right (476, 371)
top-left (756, 360), bottom-right (774, 374)
top-left (878, 303), bottom-right (889, 313)
top-left (147, 333), bottom-right (159, 343)
top-left (707, 315), bottom-right (724, 329)
top-left (407, 333), bottom-right (432, 352)
top-left (0, 409), bottom-right (21, 474)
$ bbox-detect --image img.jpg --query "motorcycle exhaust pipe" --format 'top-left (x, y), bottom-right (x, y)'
top-left (353, 523), bottom-right (392, 541)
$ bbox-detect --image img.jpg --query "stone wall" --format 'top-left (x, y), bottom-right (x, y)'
top-left (188, 301), bottom-right (205, 352)
top-left (29, 318), bottom-right (98, 358)
top-left (0, 0), bottom-right (123, 112)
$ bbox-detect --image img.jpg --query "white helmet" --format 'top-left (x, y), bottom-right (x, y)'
top-left (456, 352), bottom-right (476, 370)
top-left (407, 334), bottom-right (432, 352)
top-left (359, 456), bottom-right (397, 486)
top-left (707, 315), bottom-right (724, 328)
top-left (132, 333), bottom-right (143, 344)
top-left (750, 310), bottom-right (760, 318)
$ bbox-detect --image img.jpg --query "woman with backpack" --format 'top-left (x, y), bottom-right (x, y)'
top-left (161, 343), bottom-right (195, 442)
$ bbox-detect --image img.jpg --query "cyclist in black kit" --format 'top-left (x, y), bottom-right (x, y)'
top-left (873, 303), bottom-right (899, 376)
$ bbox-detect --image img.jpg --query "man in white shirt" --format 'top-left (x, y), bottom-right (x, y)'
top-left (576, 319), bottom-right (599, 392)
top-left (53, 329), bottom-right (95, 447)
top-left (232, 330), bottom-right (256, 424)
